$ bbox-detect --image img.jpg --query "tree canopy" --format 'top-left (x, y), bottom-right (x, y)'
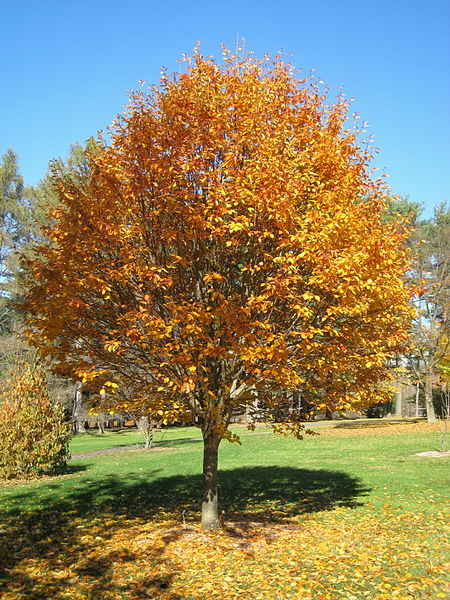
top-left (22, 49), bottom-right (412, 528)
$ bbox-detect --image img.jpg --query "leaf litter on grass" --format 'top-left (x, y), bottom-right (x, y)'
top-left (315, 421), bottom-right (444, 437)
top-left (1, 501), bottom-right (449, 600)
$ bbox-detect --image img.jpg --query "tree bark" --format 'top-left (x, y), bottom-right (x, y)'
top-left (425, 371), bottom-right (437, 422)
top-left (72, 382), bottom-right (85, 434)
top-left (393, 388), bottom-right (402, 417)
top-left (201, 429), bottom-right (221, 530)
top-left (97, 412), bottom-right (106, 434)
top-left (415, 383), bottom-right (420, 417)
top-left (138, 416), bottom-right (154, 449)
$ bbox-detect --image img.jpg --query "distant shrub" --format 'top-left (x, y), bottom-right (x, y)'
top-left (0, 364), bottom-right (71, 479)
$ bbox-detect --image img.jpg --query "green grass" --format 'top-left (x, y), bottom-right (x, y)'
top-left (68, 425), bottom-right (201, 455)
top-left (1, 423), bottom-right (449, 599)
top-left (1, 423), bottom-right (448, 518)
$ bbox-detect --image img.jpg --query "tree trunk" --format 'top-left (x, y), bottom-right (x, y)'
top-left (144, 424), bottom-right (153, 449)
top-left (201, 429), bottom-right (221, 530)
top-left (138, 416), bottom-right (154, 449)
top-left (440, 383), bottom-right (449, 452)
top-left (72, 382), bottom-right (85, 434)
top-left (415, 383), bottom-right (420, 417)
top-left (97, 412), bottom-right (106, 434)
top-left (425, 371), bottom-right (437, 422)
top-left (393, 388), bottom-right (402, 417)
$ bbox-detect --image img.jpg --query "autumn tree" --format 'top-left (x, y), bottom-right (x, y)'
top-left (23, 49), bottom-right (411, 529)
top-left (15, 142), bottom-right (101, 422)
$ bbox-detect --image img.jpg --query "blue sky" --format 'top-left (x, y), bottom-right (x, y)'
top-left (1, 0), bottom-right (448, 216)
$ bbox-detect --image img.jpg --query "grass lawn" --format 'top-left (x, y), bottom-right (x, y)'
top-left (68, 425), bottom-right (205, 455)
top-left (0, 421), bottom-right (449, 599)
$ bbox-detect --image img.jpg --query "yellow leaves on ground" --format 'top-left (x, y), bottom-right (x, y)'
top-left (2, 505), bottom-right (448, 600)
top-left (316, 420), bottom-right (444, 437)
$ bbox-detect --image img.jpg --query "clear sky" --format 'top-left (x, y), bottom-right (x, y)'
top-left (1, 0), bottom-right (448, 216)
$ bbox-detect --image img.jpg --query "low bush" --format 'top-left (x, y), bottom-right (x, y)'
top-left (0, 364), bottom-right (71, 479)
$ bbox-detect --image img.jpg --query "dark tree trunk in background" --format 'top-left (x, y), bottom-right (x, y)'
top-left (425, 371), bottom-right (437, 422)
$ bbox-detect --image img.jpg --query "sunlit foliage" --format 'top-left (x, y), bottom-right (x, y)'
top-left (22, 48), bottom-right (411, 526)
top-left (0, 364), bottom-right (71, 479)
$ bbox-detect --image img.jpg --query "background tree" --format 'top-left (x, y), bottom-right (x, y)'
top-left (436, 337), bottom-right (450, 450)
top-left (0, 145), bottom-right (89, 364)
top-left (0, 150), bottom-right (31, 331)
top-left (2, 144), bottom-right (97, 419)
top-left (404, 202), bottom-right (450, 421)
top-left (385, 195), bottom-right (422, 228)
top-left (25, 141), bottom-right (97, 233)
top-left (0, 149), bottom-right (39, 377)
top-left (23, 49), bottom-right (411, 529)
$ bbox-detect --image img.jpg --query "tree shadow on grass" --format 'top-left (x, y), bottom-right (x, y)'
top-left (0, 466), bottom-right (369, 599)
top-left (221, 466), bottom-right (368, 520)
top-left (48, 463), bottom-right (89, 476)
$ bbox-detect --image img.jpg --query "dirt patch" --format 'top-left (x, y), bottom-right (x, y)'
top-left (415, 450), bottom-right (450, 458)
top-left (127, 446), bottom-right (176, 453)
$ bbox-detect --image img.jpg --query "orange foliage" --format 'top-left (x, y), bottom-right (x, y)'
top-left (22, 48), bottom-right (412, 525)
